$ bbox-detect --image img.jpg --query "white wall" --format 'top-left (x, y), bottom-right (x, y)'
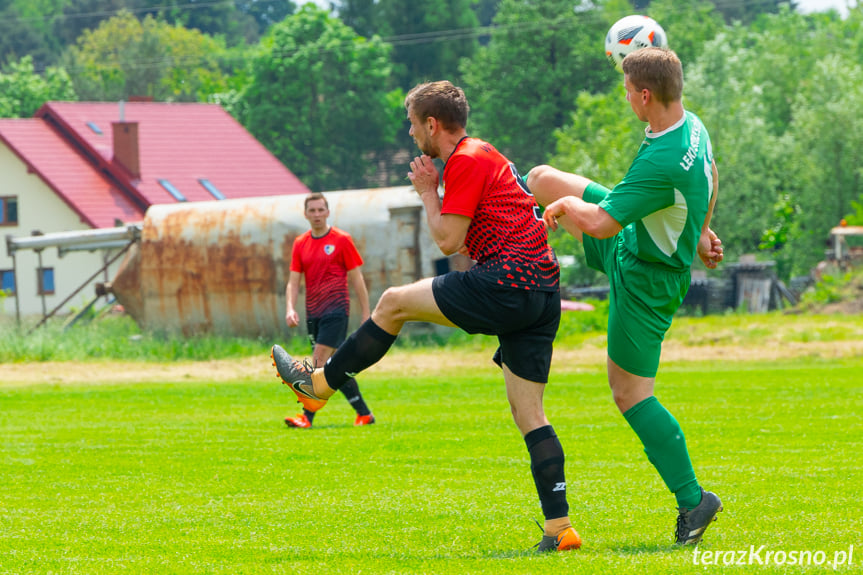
top-left (0, 145), bottom-right (126, 319)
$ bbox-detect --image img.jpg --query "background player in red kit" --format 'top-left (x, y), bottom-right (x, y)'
top-left (271, 81), bottom-right (580, 552)
top-left (282, 192), bottom-right (375, 428)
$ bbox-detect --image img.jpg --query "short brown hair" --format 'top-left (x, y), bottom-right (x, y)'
top-left (304, 192), bottom-right (328, 210)
top-left (404, 81), bottom-right (469, 132)
top-left (622, 47), bottom-right (683, 105)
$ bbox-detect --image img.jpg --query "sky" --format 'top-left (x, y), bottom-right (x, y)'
top-left (308, 1), bottom-right (856, 17)
top-left (795, 0), bottom-right (855, 15)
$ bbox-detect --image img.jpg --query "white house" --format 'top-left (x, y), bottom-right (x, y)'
top-left (0, 101), bottom-right (311, 322)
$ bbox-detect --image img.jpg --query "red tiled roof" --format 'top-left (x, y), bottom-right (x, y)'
top-left (0, 101), bottom-right (311, 230)
top-left (0, 118), bottom-right (144, 228)
top-left (40, 101), bottom-right (310, 206)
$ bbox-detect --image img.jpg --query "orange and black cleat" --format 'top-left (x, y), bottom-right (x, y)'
top-left (271, 344), bottom-right (328, 412)
top-left (284, 413), bottom-right (312, 428)
top-left (354, 414), bottom-right (376, 426)
top-left (535, 527), bottom-right (582, 553)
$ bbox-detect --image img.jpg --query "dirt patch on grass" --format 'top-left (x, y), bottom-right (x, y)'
top-left (2, 336), bottom-right (860, 387)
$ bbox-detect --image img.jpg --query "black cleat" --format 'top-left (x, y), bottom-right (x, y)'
top-left (675, 488), bottom-right (723, 545)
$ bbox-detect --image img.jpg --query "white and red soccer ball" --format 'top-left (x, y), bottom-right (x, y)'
top-left (605, 15), bottom-right (668, 72)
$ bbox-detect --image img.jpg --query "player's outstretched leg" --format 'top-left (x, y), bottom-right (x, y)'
top-left (675, 488), bottom-right (723, 545)
top-left (271, 345), bottom-right (328, 412)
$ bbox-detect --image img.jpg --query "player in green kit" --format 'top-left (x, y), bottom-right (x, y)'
top-left (527, 47), bottom-right (725, 545)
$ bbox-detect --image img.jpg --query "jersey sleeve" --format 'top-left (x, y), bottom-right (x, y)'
top-left (584, 181), bottom-right (612, 205)
top-left (289, 236), bottom-right (304, 273)
top-left (441, 154), bottom-right (484, 218)
top-left (340, 234), bottom-right (364, 270)
top-left (598, 158), bottom-right (674, 227)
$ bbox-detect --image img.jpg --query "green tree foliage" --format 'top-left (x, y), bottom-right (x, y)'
top-left (377, 0), bottom-right (479, 90)
top-left (239, 4), bottom-right (403, 192)
top-left (461, 0), bottom-right (614, 170)
top-left (53, 0), bottom-right (128, 49)
top-left (701, 0), bottom-right (794, 24)
top-left (235, 0), bottom-right (296, 38)
top-left (550, 85), bottom-right (643, 187)
top-left (473, 0), bottom-right (499, 28)
top-left (0, 55), bottom-right (77, 117)
top-left (63, 11), bottom-right (231, 102)
top-left (546, 3), bottom-right (863, 281)
top-left (783, 56), bottom-right (863, 275)
top-left (682, 6), bottom-right (863, 277)
top-left (643, 0), bottom-right (724, 67)
top-left (336, 0), bottom-right (378, 38)
top-left (137, 0), bottom-right (264, 44)
top-left (0, 0), bottom-right (59, 66)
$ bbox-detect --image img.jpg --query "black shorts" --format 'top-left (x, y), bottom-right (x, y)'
top-left (432, 271), bottom-right (560, 383)
top-left (306, 313), bottom-right (349, 350)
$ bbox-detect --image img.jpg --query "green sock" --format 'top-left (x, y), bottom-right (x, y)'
top-left (623, 396), bottom-right (702, 509)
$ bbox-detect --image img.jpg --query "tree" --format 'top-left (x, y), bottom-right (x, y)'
top-left (684, 6), bottom-right (863, 278)
top-left (63, 11), bottom-right (231, 102)
top-left (377, 0), bottom-right (479, 90)
top-left (780, 56), bottom-right (863, 276)
top-left (461, 0), bottom-right (614, 169)
top-left (550, 85), bottom-right (643, 190)
top-left (642, 0), bottom-right (724, 68)
top-left (335, 0), bottom-right (378, 38)
top-left (53, 0), bottom-right (128, 49)
top-left (137, 0), bottom-right (261, 45)
top-left (236, 0), bottom-right (296, 38)
top-left (0, 0), bottom-right (58, 67)
top-left (0, 56), bottom-right (77, 117)
top-left (239, 4), bottom-right (403, 192)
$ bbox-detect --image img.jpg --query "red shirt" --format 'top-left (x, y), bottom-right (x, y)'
top-left (442, 137), bottom-right (559, 290)
top-left (290, 227), bottom-right (363, 318)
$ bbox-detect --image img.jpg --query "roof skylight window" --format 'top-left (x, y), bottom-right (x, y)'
top-left (158, 179), bottom-right (187, 202)
top-left (198, 178), bottom-right (226, 200)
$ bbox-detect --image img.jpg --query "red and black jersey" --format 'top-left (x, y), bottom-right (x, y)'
top-left (290, 227), bottom-right (363, 318)
top-left (442, 137), bottom-right (559, 291)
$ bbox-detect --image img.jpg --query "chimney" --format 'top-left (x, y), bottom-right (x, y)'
top-left (112, 117), bottom-right (140, 178)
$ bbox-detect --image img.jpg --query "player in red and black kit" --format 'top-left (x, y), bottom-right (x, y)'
top-left (282, 193), bottom-right (375, 428)
top-left (271, 81), bottom-right (579, 552)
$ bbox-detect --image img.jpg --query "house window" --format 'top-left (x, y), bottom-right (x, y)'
top-left (0, 196), bottom-right (18, 226)
top-left (37, 267), bottom-right (54, 295)
top-left (198, 178), bottom-right (226, 200)
top-left (86, 121), bottom-right (103, 135)
top-left (158, 179), bottom-right (187, 202)
top-left (1, 270), bottom-right (15, 295)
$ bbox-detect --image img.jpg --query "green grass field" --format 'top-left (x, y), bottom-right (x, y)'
top-left (2, 338), bottom-right (861, 574)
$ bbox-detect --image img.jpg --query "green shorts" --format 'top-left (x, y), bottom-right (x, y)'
top-left (583, 234), bottom-right (689, 378)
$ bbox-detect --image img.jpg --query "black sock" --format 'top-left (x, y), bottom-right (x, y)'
top-left (339, 378), bottom-right (372, 416)
top-left (525, 425), bottom-right (569, 520)
top-left (323, 319), bottom-right (397, 390)
top-left (303, 409), bottom-right (316, 423)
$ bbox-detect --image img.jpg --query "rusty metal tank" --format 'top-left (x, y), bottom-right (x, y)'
top-left (106, 187), bottom-right (449, 337)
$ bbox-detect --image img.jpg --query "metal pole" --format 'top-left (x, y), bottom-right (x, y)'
top-left (28, 241), bottom-right (134, 334)
top-left (36, 249), bottom-right (46, 318)
top-left (11, 250), bottom-right (20, 326)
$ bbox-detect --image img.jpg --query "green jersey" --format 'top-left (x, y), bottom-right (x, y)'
top-left (595, 110), bottom-right (714, 271)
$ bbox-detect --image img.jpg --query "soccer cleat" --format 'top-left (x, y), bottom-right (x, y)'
top-left (354, 414), bottom-right (376, 426)
top-left (675, 488), bottom-right (723, 545)
top-left (284, 413), bottom-right (312, 428)
top-left (535, 527), bottom-right (582, 553)
top-left (271, 344), bottom-right (327, 412)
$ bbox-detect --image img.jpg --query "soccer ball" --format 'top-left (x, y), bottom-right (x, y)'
top-left (605, 15), bottom-right (668, 72)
